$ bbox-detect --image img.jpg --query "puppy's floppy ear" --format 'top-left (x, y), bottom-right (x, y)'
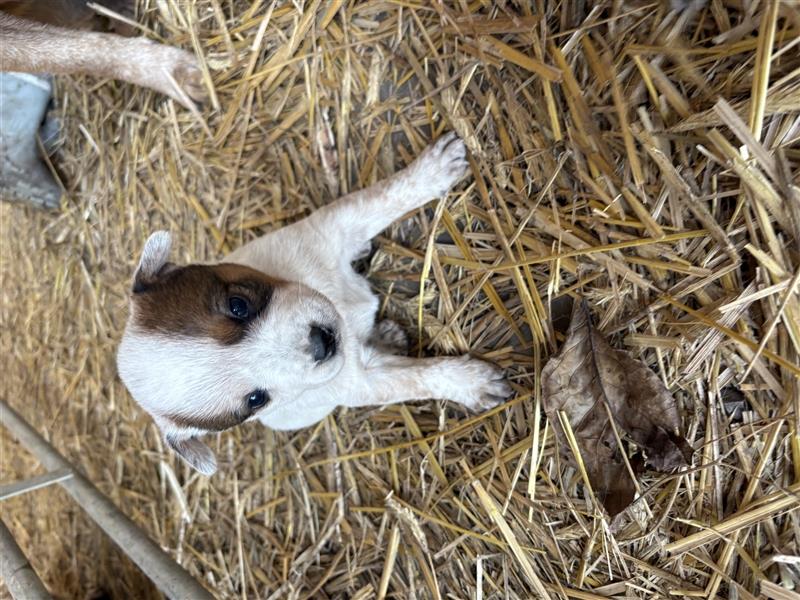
top-left (133, 231), bottom-right (174, 292)
top-left (165, 433), bottom-right (217, 476)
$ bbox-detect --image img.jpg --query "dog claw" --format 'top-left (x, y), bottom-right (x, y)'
top-left (411, 133), bottom-right (470, 198)
top-left (446, 356), bottom-right (513, 413)
top-left (173, 62), bottom-right (207, 105)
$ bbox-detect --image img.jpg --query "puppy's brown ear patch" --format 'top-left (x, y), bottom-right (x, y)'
top-left (133, 231), bottom-right (173, 292)
top-left (132, 262), bottom-right (282, 345)
top-left (165, 433), bottom-right (217, 475)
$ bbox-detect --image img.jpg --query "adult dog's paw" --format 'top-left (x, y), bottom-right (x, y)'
top-left (130, 39), bottom-right (207, 107)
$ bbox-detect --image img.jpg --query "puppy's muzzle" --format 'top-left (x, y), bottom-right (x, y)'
top-left (309, 325), bottom-right (337, 363)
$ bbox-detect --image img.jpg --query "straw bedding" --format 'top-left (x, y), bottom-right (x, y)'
top-left (1, 1), bottom-right (799, 598)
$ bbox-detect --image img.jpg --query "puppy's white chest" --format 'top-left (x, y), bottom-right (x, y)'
top-left (331, 266), bottom-right (379, 341)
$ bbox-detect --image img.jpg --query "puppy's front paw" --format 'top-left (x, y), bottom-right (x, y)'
top-left (412, 132), bottom-right (469, 197)
top-left (449, 356), bottom-right (512, 412)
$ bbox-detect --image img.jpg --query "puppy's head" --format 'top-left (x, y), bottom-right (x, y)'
top-left (117, 231), bottom-right (344, 475)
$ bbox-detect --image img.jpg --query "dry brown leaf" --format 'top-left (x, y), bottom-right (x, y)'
top-left (542, 301), bottom-right (691, 517)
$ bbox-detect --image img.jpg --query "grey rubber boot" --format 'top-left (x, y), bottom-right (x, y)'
top-left (0, 72), bottom-right (62, 210)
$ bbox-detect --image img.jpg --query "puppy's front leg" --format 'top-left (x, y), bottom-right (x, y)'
top-left (345, 354), bottom-right (511, 412)
top-left (309, 132), bottom-right (469, 261)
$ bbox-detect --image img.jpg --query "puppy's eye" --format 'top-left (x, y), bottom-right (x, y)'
top-left (229, 296), bottom-right (249, 319)
top-left (246, 389), bottom-right (269, 409)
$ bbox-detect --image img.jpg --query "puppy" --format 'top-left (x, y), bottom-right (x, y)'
top-left (117, 133), bottom-right (512, 475)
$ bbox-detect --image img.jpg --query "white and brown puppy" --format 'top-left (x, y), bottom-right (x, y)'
top-left (117, 133), bottom-right (512, 475)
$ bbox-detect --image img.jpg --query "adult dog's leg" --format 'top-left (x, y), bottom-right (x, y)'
top-left (0, 12), bottom-right (205, 106)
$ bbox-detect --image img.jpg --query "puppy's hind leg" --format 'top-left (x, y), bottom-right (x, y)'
top-left (370, 319), bottom-right (409, 355)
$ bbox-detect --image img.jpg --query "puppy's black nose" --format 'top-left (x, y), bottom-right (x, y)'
top-left (309, 326), bottom-right (336, 363)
